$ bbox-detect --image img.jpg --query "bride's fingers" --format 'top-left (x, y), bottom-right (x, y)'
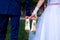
top-left (31, 15), bottom-right (37, 20)
top-left (31, 17), bottom-right (37, 20)
top-left (31, 18), bottom-right (36, 20)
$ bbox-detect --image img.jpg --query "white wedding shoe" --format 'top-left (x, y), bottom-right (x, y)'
top-left (25, 19), bottom-right (30, 32)
top-left (31, 20), bottom-right (36, 32)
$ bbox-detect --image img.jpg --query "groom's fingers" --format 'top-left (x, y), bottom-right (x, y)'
top-left (25, 16), bottom-right (31, 19)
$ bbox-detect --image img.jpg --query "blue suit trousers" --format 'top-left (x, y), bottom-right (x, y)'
top-left (0, 15), bottom-right (20, 40)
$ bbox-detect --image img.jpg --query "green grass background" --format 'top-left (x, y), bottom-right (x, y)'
top-left (5, 20), bottom-right (29, 40)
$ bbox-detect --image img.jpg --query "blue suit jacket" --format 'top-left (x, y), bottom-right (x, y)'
top-left (0, 0), bottom-right (21, 16)
top-left (25, 0), bottom-right (31, 16)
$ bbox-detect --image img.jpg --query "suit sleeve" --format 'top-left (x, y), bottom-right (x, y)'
top-left (25, 0), bottom-right (31, 16)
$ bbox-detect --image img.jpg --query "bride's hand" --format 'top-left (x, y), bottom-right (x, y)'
top-left (31, 14), bottom-right (37, 20)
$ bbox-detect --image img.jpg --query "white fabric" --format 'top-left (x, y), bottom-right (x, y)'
top-left (32, 7), bottom-right (39, 14)
top-left (29, 0), bottom-right (60, 40)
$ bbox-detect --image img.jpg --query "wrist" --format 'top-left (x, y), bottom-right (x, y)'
top-left (32, 7), bottom-right (39, 14)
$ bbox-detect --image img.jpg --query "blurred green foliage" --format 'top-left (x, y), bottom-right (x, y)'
top-left (5, 20), bottom-right (29, 40)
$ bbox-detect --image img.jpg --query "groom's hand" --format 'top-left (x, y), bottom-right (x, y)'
top-left (25, 16), bottom-right (31, 19)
